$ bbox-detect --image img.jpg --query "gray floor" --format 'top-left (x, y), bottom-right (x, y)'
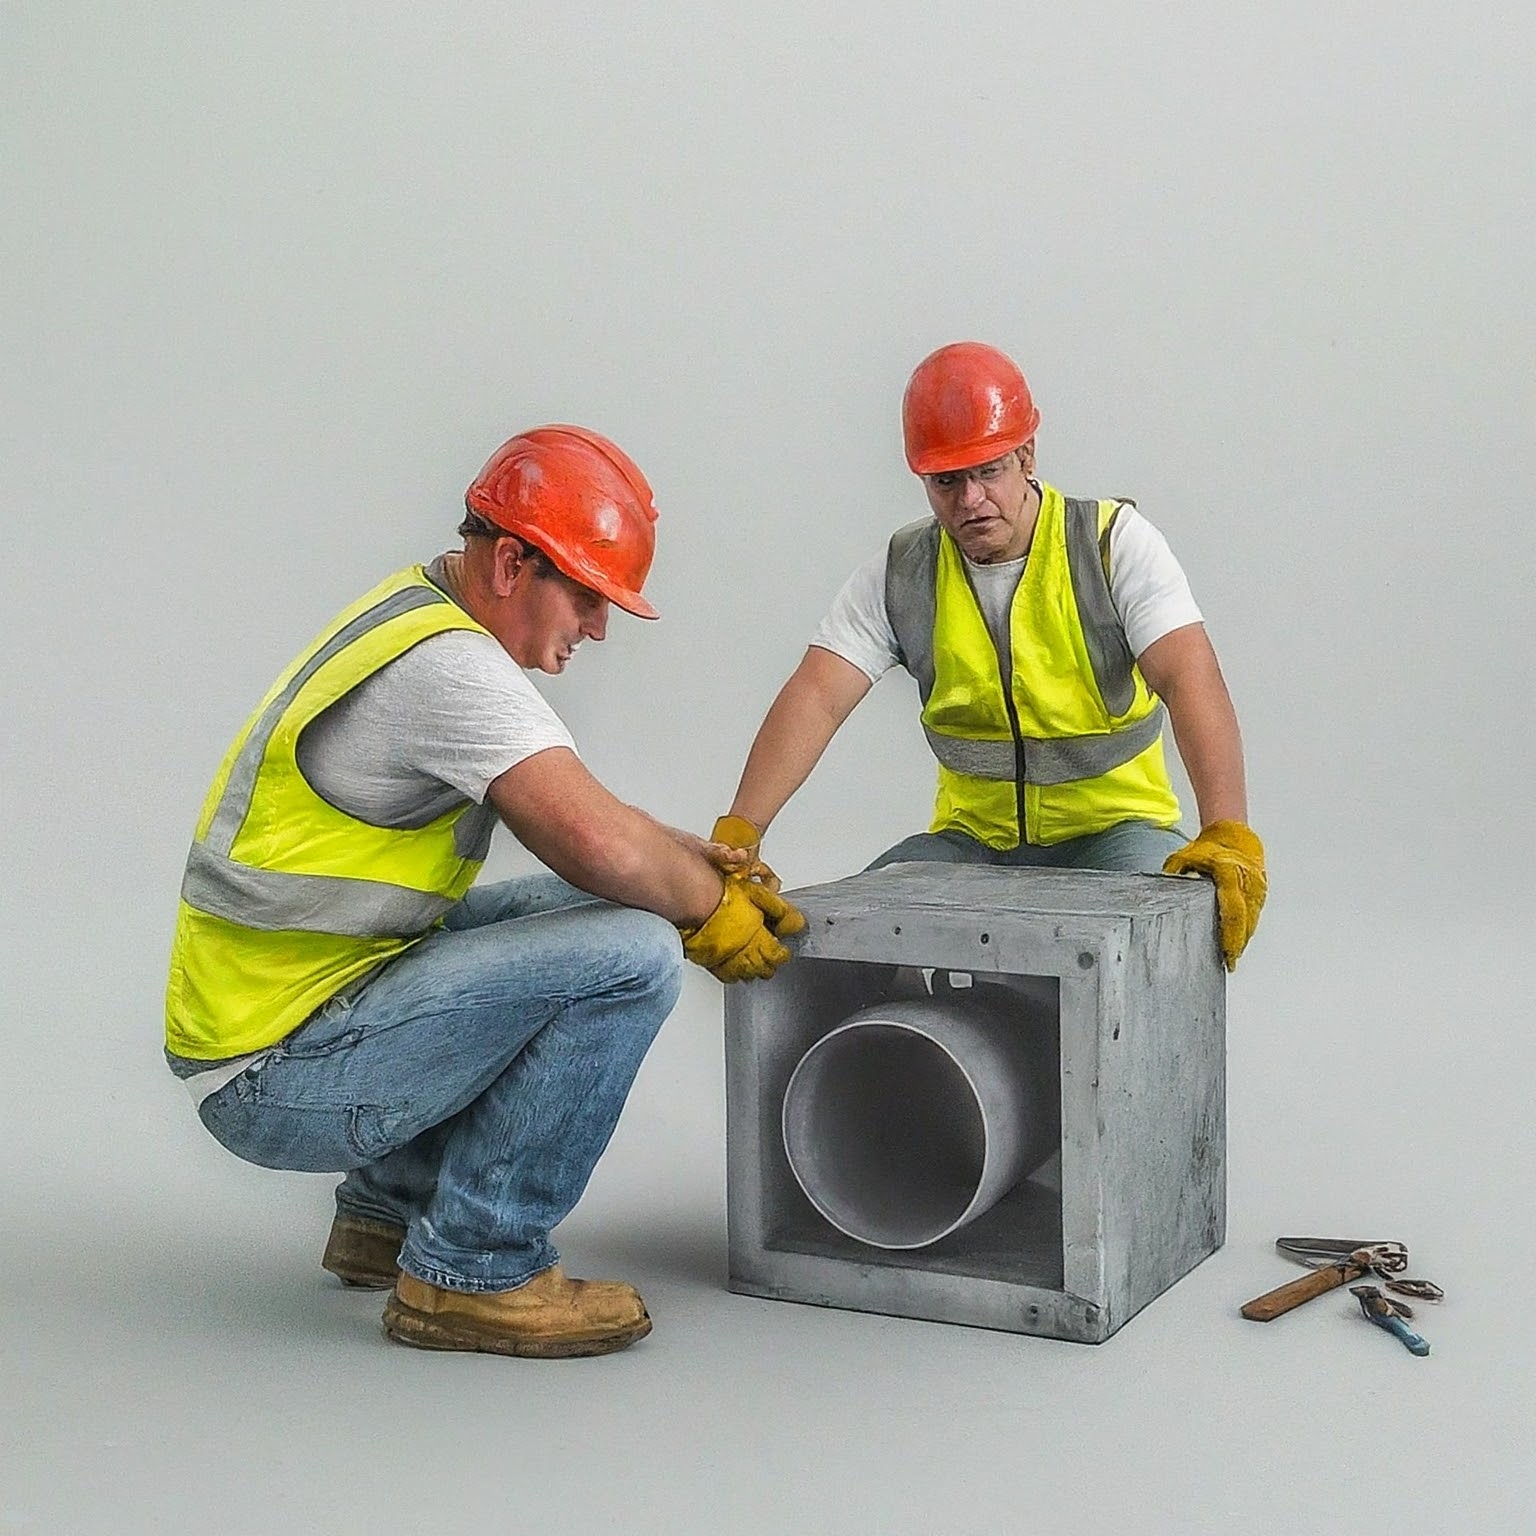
top-left (5, 899), bottom-right (1529, 1535)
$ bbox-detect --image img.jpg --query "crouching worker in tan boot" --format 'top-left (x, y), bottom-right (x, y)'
top-left (164, 426), bottom-right (803, 1359)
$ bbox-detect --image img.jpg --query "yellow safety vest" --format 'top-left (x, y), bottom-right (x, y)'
top-left (884, 483), bottom-right (1182, 848)
top-left (165, 566), bottom-right (500, 1059)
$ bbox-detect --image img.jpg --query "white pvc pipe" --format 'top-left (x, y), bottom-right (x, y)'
top-left (781, 994), bottom-right (1056, 1250)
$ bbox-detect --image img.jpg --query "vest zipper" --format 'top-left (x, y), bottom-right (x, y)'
top-left (1003, 696), bottom-right (1029, 844)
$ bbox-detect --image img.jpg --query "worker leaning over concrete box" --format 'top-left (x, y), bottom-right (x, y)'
top-left (164, 424), bottom-right (804, 1360)
top-left (711, 341), bottom-right (1266, 970)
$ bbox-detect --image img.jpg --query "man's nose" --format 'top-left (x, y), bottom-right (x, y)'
top-left (585, 600), bottom-right (610, 642)
top-left (959, 475), bottom-right (987, 508)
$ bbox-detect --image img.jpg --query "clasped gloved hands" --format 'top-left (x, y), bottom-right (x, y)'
top-left (707, 815), bottom-right (782, 891)
top-left (679, 876), bottom-right (807, 983)
top-left (1162, 820), bottom-right (1267, 971)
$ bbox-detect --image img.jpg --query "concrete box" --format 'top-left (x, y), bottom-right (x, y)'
top-left (723, 862), bottom-right (1226, 1343)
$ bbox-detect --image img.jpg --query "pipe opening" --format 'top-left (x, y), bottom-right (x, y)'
top-left (782, 996), bottom-right (1054, 1251)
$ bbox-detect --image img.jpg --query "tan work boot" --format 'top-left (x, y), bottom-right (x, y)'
top-left (321, 1211), bottom-right (406, 1289)
top-left (381, 1266), bottom-right (652, 1358)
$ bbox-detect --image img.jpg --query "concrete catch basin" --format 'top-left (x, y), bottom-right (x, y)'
top-left (724, 863), bottom-right (1225, 1343)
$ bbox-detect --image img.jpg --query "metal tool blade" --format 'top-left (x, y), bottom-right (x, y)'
top-left (1277, 1237), bottom-right (1408, 1272)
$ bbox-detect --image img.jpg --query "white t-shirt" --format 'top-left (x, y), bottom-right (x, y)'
top-left (297, 625), bottom-right (576, 825)
top-left (809, 503), bottom-right (1203, 682)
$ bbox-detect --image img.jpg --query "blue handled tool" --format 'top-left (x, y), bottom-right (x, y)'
top-left (1351, 1284), bottom-right (1431, 1356)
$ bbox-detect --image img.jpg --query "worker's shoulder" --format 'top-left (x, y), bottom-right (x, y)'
top-left (375, 627), bottom-right (528, 699)
top-left (1056, 489), bottom-right (1137, 511)
top-left (388, 624), bottom-right (508, 667)
top-left (885, 516), bottom-right (937, 560)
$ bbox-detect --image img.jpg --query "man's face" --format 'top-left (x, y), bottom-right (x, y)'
top-left (501, 557), bottom-right (610, 674)
top-left (922, 445), bottom-right (1037, 564)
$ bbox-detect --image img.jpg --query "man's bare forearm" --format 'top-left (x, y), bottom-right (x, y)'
top-left (728, 647), bottom-right (872, 831)
top-left (1138, 625), bottom-right (1248, 828)
top-left (489, 749), bottom-right (724, 926)
top-left (1169, 685), bottom-right (1247, 827)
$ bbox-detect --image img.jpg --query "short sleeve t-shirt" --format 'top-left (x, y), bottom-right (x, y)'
top-left (296, 569), bottom-right (577, 826)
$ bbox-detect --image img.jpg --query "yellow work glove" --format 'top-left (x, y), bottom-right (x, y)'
top-left (710, 814), bottom-right (782, 892)
top-left (679, 879), bottom-right (796, 983)
top-left (737, 877), bottom-right (807, 940)
top-left (1162, 820), bottom-right (1267, 972)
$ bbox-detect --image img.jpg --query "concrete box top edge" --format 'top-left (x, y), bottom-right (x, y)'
top-left (783, 862), bottom-right (1214, 923)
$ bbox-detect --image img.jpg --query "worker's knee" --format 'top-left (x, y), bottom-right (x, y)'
top-left (1071, 821), bottom-right (1188, 875)
top-left (600, 907), bottom-right (684, 1017)
top-left (865, 829), bottom-right (989, 871)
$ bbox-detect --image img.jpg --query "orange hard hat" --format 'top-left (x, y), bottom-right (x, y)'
top-left (465, 425), bottom-right (660, 619)
top-left (901, 342), bottom-right (1040, 475)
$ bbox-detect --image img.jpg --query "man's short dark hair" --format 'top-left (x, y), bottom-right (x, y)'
top-left (457, 510), bottom-right (558, 576)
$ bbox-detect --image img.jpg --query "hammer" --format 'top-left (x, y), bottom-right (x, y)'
top-left (1240, 1240), bottom-right (1408, 1322)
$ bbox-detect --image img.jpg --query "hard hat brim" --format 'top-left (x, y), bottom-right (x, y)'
top-left (535, 537), bottom-right (660, 620)
top-left (907, 421), bottom-right (1037, 477)
top-left (605, 586), bottom-right (660, 621)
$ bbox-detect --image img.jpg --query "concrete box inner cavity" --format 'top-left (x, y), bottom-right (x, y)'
top-left (762, 958), bottom-right (1065, 1286)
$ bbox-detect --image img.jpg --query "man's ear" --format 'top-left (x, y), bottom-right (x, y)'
top-left (491, 536), bottom-right (526, 597)
top-left (1019, 438), bottom-right (1037, 476)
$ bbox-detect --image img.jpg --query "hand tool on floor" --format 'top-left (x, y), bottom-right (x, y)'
top-left (1276, 1236), bottom-right (1444, 1304)
top-left (1240, 1237), bottom-right (1411, 1321)
top-left (1352, 1284), bottom-right (1431, 1356)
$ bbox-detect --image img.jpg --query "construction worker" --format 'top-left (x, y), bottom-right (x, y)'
top-left (165, 425), bottom-right (804, 1359)
top-left (712, 342), bottom-right (1265, 969)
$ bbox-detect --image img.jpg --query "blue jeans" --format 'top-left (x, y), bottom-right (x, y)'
top-left (867, 820), bottom-right (1188, 875)
top-left (194, 875), bottom-right (683, 1293)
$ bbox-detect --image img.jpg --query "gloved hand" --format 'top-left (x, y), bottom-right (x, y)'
top-left (679, 879), bottom-right (798, 983)
top-left (737, 877), bottom-right (807, 939)
top-left (1162, 820), bottom-right (1267, 971)
top-left (710, 814), bottom-right (782, 892)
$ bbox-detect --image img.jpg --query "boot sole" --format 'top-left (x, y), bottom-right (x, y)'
top-left (325, 1266), bottom-right (400, 1290)
top-left (381, 1296), bottom-right (652, 1359)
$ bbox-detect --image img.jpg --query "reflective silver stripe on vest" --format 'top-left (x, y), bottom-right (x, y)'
top-left (181, 841), bottom-right (456, 937)
top-left (885, 519), bottom-right (940, 699)
top-left (453, 800), bottom-right (498, 862)
top-left (1063, 497), bottom-right (1136, 716)
top-left (204, 585), bottom-right (450, 858)
top-left (922, 702), bottom-right (1166, 785)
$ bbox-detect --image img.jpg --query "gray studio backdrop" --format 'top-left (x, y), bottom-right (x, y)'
top-left (3, 2), bottom-right (1533, 1533)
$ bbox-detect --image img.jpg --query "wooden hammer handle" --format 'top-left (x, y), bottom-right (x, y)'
top-left (1241, 1260), bottom-right (1365, 1321)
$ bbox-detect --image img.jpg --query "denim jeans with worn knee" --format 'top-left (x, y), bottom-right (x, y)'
top-left (867, 819), bottom-right (1188, 875)
top-left (191, 874), bottom-right (683, 1293)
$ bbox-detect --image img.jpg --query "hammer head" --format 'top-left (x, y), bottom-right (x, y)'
top-left (1350, 1242), bottom-right (1409, 1274)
